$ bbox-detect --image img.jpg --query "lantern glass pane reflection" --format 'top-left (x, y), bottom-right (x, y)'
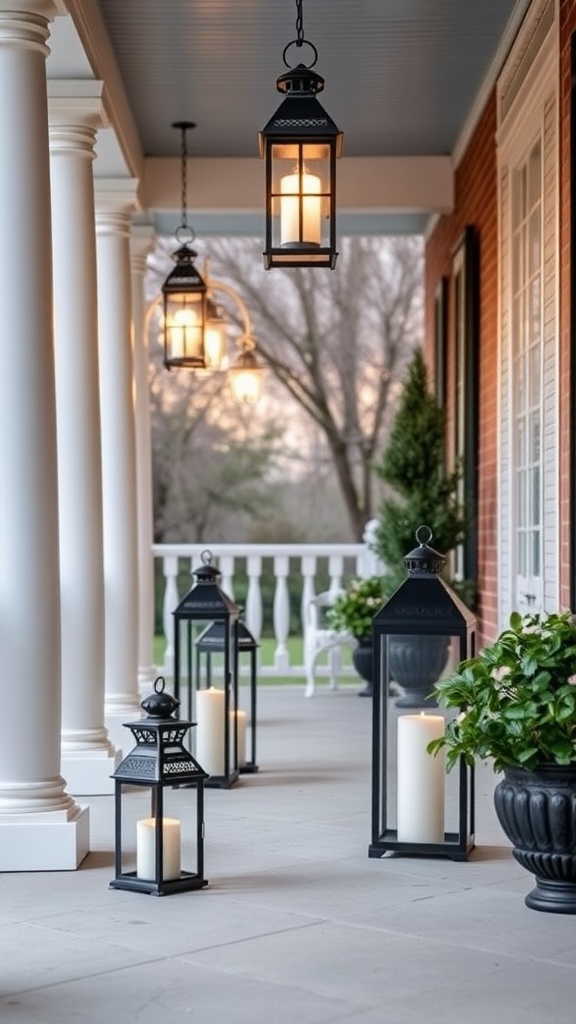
top-left (269, 143), bottom-right (331, 256)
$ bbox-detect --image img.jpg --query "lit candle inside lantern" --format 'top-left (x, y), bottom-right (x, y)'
top-left (136, 817), bottom-right (181, 880)
top-left (280, 170), bottom-right (321, 246)
top-left (167, 307), bottom-right (200, 358)
top-left (397, 713), bottom-right (445, 843)
top-left (196, 687), bottom-right (226, 776)
top-left (230, 709), bottom-right (247, 768)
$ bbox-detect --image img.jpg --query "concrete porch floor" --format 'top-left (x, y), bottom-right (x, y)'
top-left (1, 684), bottom-right (576, 1024)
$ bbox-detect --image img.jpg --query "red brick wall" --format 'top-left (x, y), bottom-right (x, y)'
top-left (426, 2), bottom-right (576, 642)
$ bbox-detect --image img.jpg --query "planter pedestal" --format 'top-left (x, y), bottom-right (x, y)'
top-left (352, 641), bottom-right (373, 697)
top-left (494, 765), bottom-right (576, 913)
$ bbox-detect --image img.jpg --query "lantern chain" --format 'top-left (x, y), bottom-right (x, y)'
top-left (180, 124), bottom-right (188, 231)
top-left (295, 0), bottom-right (304, 47)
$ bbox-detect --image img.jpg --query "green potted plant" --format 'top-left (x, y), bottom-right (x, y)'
top-left (428, 609), bottom-right (576, 914)
top-left (326, 576), bottom-right (390, 696)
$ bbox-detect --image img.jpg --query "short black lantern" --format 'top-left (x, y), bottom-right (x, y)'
top-left (162, 121), bottom-right (209, 370)
top-left (110, 677), bottom-right (208, 896)
top-left (196, 617), bottom-right (259, 773)
top-left (370, 527), bottom-right (476, 862)
top-left (259, 0), bottom-right (343, 269)
top-left (173, 550), bottom-right (241, 788)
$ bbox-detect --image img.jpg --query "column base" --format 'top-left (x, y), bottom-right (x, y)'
top-left (0, 805), bottom-right (90, 871)
top-left (61, 748), bottom-right (121, 796)
top-left (105, 707), bottom-right (142, 756)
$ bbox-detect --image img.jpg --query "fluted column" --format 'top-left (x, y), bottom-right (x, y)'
top-left (95, 180), bottom-right (142, 751)
top-left (0, 1), bottom-right (88, 870)
top-left (131, 226), bottom-right (157, 695)
top-left (49, 82), bottom-right (119, 794)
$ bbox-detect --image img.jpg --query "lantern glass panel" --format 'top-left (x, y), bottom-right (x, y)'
top-left (115, 782), bottom-right (203, 885)
top-left (164, 291), bottom-right (204, 364)
top-left (375, 630), bottom-right (470, 851)
top-left (270, 142), bottom-right (331, 253)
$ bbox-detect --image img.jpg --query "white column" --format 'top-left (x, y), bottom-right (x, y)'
top-left (0, 1), bottom-right (89, 870)
top-left (131, 226), bottom-right (156, 696)
top-left (95, 180), bottom-right (142, 752)
top-left (49, 83), bottom-right (119, 795)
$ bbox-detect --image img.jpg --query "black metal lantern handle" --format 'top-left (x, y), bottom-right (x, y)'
top-left (415, 525), bottom-right (433, 546)
top-left (282, 38), bottom-right (318, 69)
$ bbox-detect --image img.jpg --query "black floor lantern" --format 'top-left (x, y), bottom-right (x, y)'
top-left (110, 677), bottom-right (208, 896)
top-left (173, 550), bottom-right (240, 789)
top-left (196, 618), bottom-right (259, 773)
top-left (369, 527), bottom-right (476, 862)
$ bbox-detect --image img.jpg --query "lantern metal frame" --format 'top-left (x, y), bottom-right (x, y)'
top-left (110, 677), bottom-right (208, 896)
top-left (162, 121), bottom-right (209, 371)
top-left (173, 551), bottom-right (241, 789)
top-left (259, 0), bottom-right (343, 269)
top-left (369, 528), bottom-right (476, 862)
top-left (196, 618), bottom-right (259, 773)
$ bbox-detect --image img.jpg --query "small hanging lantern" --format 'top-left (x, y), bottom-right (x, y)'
top-left (370, 527), bottom-right (476, 862)
top-left (110, 677), bottom-right (208, 896)
top-left (162, 121), bottom-right (209, 370)
top-left (203, 297), bottom-right (228, 371)
top-left (196, 617), bottom-right (260, 773)
top-left (259, 0), bottom-right (343, 269)
top-left (229, 342), bottom-right (264, 404)
top-left (173, 550), bottom-right (241, 789)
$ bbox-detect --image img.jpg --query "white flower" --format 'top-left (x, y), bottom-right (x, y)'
top-left (492, 665), bottom-right (511, 682)
top-left (568, 675), bottom-right (576, 686)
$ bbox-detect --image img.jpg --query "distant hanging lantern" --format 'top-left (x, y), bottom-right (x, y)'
top-left (259, 0), bottom-right (343, 269)
top-left (162, 121), bottom-right (209, 370)
top-left (229, 342), bottom-right (264, 404)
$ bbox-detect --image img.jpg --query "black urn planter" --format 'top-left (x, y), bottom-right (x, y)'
top-left (388, 634), bottom-right (448, 707)
top-left (494, 765), bottom-right (576, 913)
top-left (352, 639), bottom-right (373, 697)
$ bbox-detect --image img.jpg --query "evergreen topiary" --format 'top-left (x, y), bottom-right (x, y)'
top-left (372, 348), bottom-right (468, 592)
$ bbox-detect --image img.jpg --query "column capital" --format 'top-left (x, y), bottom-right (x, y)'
top-left (95, 178), bottom-right (140, 236)
top-left (0, 2), bottom-right (64, 52)
top-left (48, 80), bottom-right (107, 136)
top-left (130, 224), bottom-right (156, 274)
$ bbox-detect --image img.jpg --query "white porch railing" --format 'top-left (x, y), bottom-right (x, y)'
top-left (153, 541), bottom-right (384, 679)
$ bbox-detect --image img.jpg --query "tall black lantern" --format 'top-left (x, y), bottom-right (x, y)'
top-left (370, 527), bottom-right (476, 862)
top-left (110, 677), bottom-right (208, 896)
top-left (196, 618), bottom-right (259, 774)
top-left (259, 0), bottom-right (343, 269)
top-left (173, 550), bottom-right (240, 789)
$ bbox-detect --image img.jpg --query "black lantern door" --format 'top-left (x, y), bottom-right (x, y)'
top-left (110, 678), bottom-right (208, 896)
top-left (196, 618), bottom-right (259, 773)
top-left (173, 550), bottom-right (240, 789)
top-left (370, 527), bottom-right (476, 862)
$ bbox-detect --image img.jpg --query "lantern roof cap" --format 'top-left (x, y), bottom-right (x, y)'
top-left (140, 677), bottom-right (180, 720)
top-left (403, 525), bottom-right (446, 578)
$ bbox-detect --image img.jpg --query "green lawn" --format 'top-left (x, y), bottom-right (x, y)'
top-left (153, 633), bottom-right (354, 686)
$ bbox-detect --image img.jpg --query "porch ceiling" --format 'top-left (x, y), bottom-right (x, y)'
top-left (49, 0), bottom-right (528, 236)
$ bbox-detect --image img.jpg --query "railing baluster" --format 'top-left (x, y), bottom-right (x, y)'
top-left (162, 555), bottom-right (179, 676)
top-left (246, 555), bottom-right (263, 641)
top-left (328, 554), bottom-right (344, 593)
top-left (273, 555), bottom-right (290, 671)
top-left (219, 554), bottom-right (235, 599)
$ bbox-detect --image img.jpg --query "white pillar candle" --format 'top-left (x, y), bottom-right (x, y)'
top-left (196, 687), bottom-right (226, 776)
top-left (397, 713), bottom-right (446, 843)
top-left (230, 710), bottom-right (247, 768)
top-left (280, 171), bottom-right (322, 245)
top-left (136, 817), bottom-right (181, 880)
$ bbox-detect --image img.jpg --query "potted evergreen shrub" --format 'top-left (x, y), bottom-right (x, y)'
top-left (371, 348), bottom-right (468, 705)
top-left (428, 610), bottom-right (576, 914)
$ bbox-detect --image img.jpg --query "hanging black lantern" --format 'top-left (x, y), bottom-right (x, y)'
top-left (259, 0), bottom-right (343, 269)
top-left (370, 527), bottom-right (476, 862)
top-left (196, 617), bottom-right (259, 774)
top-left (173, 550), bottom-right (240, 789)
top-left (110, 677), bottom-right (208, 896)
top-left (162, 121), bottom-right (209, 370)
